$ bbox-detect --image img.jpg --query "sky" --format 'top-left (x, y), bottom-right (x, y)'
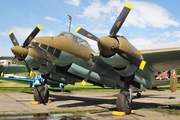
top-left (0, 0), bottom-right (180, 56)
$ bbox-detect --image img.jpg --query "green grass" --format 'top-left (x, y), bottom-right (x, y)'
top-left (1, 78), bottom-right (180, 92)
top-left (0, 79), bottom-right (119, 92)
top-left (0, 79), bottom-right (33, 92)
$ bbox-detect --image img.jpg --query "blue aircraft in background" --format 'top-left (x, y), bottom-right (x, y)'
top-left (0, 73), bottom-right (67, 92)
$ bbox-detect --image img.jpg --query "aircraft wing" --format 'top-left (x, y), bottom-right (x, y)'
top-left (141, 47), bottom-right (180, 72)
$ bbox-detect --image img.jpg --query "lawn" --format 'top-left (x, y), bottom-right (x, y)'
top-left (0, 78), bottom-right (180, 92)
top-left (0, 79), bottom-right (119, 92)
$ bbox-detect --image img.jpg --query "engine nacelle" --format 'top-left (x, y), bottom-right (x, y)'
top-left (98, 36), bottom-right (142, 59)
top-left (117, 36), bottom-right (141, 59)
top-left (99, 36), bottom-right (142, 77)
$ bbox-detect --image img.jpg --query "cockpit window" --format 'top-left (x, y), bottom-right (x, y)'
top-left (48, 46), bottom-right (55, 54)
top-left (58, 32), bottom-right (91, 49)
top-left (41, 44), bottom-right (47, 50)
top-left (58, 32), bottom-right (67, 36)
top-left (53, 49), bottom-right (61, 58)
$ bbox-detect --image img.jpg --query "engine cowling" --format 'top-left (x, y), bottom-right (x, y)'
top-left (99, 36), bottom-right (142, 77)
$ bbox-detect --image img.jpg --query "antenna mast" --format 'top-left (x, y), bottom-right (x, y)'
top-left (67, 15), bottom-right (72, 33)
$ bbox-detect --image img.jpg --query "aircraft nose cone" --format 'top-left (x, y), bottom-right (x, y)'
top-left (11, 46), bottom-right (28, 61)
top-left (98, 36), bottom-right (119, 57)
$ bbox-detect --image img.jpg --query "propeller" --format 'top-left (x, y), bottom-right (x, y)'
top-left (76, 3), bottom-right (146, 70)
top-left (0, 63), bottom-right (10, 77)
top-left (109, 3), bottom-right (132, 36)
top-left (111, 47), bottom-right (146, 70)
top-left (170, 69), bottom-right (178, 92)
top-left (9, 31), bottom-right (19, 46)
top-left (9, 24), bottom-right (42, 61)
top-left (23, 59), bottom-right (34, 78)
top-left (81, 55), bottom-right (100, 85)
top-left (23, 24), bottom-right (42, 47)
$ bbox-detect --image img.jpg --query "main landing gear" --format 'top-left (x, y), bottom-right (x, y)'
top-left (33, 78), bottom-right (49, 104)
top-left (116, 90), bottom-right (132, 114)
top-left (116, 74), bottom-right (134, 114)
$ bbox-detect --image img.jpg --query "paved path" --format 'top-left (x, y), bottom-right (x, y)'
top-left (0, 90), bottom-right (180, 120)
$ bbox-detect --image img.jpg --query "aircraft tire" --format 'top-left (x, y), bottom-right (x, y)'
top-left (116, 91), bottom-right (132, 114)
top-left (34, 85), bottom-right (49, 103)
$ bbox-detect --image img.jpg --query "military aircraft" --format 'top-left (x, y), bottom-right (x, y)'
top-left (8, 3), bottom-right (179, 114)
top-left (0, 56), bottom-right (27, 76)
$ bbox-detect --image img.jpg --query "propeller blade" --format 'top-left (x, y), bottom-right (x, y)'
top-left (109, 3), bottom-right (132, 36)
top-left (0, 72), bottom-right (4, 77)
top-left (75, 26), bottom-right (99, 41)
top-left (24, 60), bottom-right (34, 78)
top-left (0, 65), bottom-right (4, 77)
top-left (8, 31), bottom-right (19, 46)
top-left (12, 56), bottom-right (16, 61)
top-left (84, 55), bottom-right (100, 82)
top-left (170, 69), bottom-right (178, 92)
top-left (23, 24), bottom-right (42, 47)
top-left (111, 47), bottom-right (146, 70)
top-left (1, 64), bottom-right (10, 76)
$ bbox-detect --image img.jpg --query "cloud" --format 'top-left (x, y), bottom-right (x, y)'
top-left (78, 0), bottom-right (114, 20)
top-left (78, 0), bottom-right (179, 29)
top-left (88, 40), bottom-right (99, 52)
top-left (129, 37), bottom-right (180, 50)
top-left (0, 26), bottom-right (56, 44)
top-left (0, 27), bottom-right (34, 41)
top-left (161, 31), bottom-right (180, 38)
top-left (44, 16), bottom-right (61, 22)
top-left (126, 0), bottom-right (180, 29)
top-left (63, 0), bottom-right (80, 6)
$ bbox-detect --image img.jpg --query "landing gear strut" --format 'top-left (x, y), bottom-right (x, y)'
top-left (116, 74), bottom-right (134, 114)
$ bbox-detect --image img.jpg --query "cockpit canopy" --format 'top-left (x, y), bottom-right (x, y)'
top-left (58, 32), bottom-right (92, 49)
